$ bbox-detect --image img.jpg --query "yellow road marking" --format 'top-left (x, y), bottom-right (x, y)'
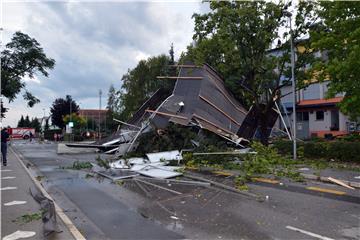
top-left (306, 186), bottom-right (346, 195)
top-left (213, 171), bottom-right (233, 177)
top-left (252, 177), bottom-right (279, 184)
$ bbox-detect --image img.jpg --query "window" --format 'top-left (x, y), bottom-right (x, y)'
top-left (296, 112), bottom-right (309, 121)
top-left (316, 111), bottom-right (324, 121)
top-left (303, 112), bottom-right (309, 121)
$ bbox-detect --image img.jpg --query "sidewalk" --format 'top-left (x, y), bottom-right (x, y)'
top-left (1, 148), bottom-right (75, 240)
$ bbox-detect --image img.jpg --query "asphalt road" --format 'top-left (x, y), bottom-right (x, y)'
top-left (10, 140), bottom-right (360, 240)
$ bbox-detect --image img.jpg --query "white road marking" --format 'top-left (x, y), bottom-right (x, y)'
top-left (2, 230), bottom-right (36, 240)
top-left (0, 187), bottom-right (17, 191)
top-left (1, 176), bottom-right (16, 180)
top-left (286, 226), bottom-right (335, 240)
top-left (4, 201), bottom-right (27, 206)
top-left (1, 169), bottom-right (13, 172)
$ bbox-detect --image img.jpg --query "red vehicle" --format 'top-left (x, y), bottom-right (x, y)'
top-left (8, 128), bottom-right (35, 139)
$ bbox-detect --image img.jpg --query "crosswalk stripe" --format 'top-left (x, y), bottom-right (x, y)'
top-left (4, 201), bottom-right (27, 206)
top-left (1, 176), bottom-right (16, 180)
top-left (3, 230), bottom-right (36, 240)
top-left (0, 187), bottom-right (17, 191)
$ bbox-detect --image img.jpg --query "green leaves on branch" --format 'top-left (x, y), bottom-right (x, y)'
top-left (1, 31), bottom-right (55, 112)
top-left (310, 2), bottom-right (360, 120)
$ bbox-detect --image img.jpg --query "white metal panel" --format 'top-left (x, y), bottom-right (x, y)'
top-left (137, 167), bottom-right (182, 179)
top-left (146, 150), bottom-right (182, 163)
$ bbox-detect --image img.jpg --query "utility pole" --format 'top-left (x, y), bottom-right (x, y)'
top-left (285, 11), bottom-right (297, 160)
top-left (98, 89), bottom-right (102, 140)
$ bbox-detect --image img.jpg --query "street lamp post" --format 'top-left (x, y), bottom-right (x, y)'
top-left (285, 11), bottom-right (297, 160)
top-left (98, 89), bottom-right (102, 140)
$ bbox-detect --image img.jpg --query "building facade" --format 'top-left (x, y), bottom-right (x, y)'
top-left (278, 81), bottom-right (351, 139)
top-left (78, 109), bottom-right (108, 127)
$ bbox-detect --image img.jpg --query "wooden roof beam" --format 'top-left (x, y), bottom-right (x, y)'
top-left (156, 76), bottom-right (203, 80)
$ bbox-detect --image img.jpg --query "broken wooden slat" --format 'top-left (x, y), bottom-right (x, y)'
top-left (157, 76), bottom-right (203, 80)
top-left (145, 109), bottom-right (188, 120)
top-left (193, 114), bottom-right (234, 135)
top-left (252, 177), bottom-right (280, 184)
top-left (199, 95), bottom-right (241, 126)
top-left (327, 177), bottom-right (355, 190)
top-left (210, 76), bottom-right (248, 115)
top-left (306, 186), bottom-right (346, 195)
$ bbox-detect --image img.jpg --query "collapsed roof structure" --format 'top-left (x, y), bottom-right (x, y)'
top-left (150, 64), bottom-right (250, 142)
top-left (67, 63), bottom-right (276, 154)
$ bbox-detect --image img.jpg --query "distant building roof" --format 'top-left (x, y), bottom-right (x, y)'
top-left (297, 97), bottom-right (343, 108)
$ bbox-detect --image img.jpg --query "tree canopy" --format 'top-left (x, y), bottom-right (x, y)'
top-left (1, 31), bottom-right (55, 115)
top-left (63, 113), bottom-right (86, 129)
top-left (310, 2), bottom-right (360, 120)
top-left (182, 1), bottom-right (315, 143)
top-left (50, 95), bottom-right (79, 129)
top-left (119, 54), bottom-right (174, 120)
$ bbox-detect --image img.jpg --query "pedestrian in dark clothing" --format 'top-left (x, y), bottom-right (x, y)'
top-left (1, 128), bottom-right (10, 166)
top-left (29, 131), bottom-right (33, 142)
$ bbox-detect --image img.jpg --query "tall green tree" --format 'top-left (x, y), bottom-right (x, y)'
top-left (1, 31), bottom-right (55, 115)
top-left (310, 2), bottom-right (360, 120)
top-left (30, 118), bottom-right (41, 132)
top-left (24, 115), bottom-right (31, 127)
top-left (44, 118), bottom-right (50, 131)
top-left (17, 115), bottom-right (25, 127)
top-left (183, 1), bottom-right (316, 144)
top-left (50, 95), bottom-right (79, 129)
top-left (106, 84), bottom-right (121, 131)
top-left (119, 54), bottom-right (172, 120)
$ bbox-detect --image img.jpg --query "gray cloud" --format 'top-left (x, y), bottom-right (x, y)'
top-left (2, 1), bottom-right (208, 126)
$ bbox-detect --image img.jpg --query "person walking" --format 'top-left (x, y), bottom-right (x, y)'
top-left (1, 127), bottom-right (10, 166)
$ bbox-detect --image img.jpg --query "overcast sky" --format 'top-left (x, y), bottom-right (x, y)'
top-left (1, 0), bottom-right (209, 127)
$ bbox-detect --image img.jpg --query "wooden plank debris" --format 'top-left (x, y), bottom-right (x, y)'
top-left (145, 110), bottom-right (188, 120)
top-left (168, 65), bottom-right (201, 68)
top-left (157, 76), bottom-right (203, 80)
top-left (327, 177), bottom-right (355, 190)
top-left (199, 95), bottom-right (241, 125)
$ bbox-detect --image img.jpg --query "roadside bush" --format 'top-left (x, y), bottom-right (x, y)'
top-left (272, 140), bottom-right (360, 162)
top-left (302, 142), bottom-right (328, 158)
top-left (325, 142), bottom-right (360, 162)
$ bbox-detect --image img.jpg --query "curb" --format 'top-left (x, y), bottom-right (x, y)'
top-left (300, 173), bottom-right (360, 189)
top-left (10, 147), bottom-right (86, 240)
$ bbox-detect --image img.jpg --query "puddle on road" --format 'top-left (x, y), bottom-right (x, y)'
top-left (166, 221), bottom-right (184, 232)
top-left (38, 166), bottom-right (58, 172)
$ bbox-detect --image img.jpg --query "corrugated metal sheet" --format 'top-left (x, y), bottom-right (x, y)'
top-left (151, 63), bottom-right (250, 140)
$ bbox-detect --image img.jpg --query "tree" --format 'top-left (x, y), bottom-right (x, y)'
top-left (119, 54), bottom-right (173, 120)
top-left (44, 118), bottom-right (50, 131)
top-left (310, 2), bottom-right (360, 120)
top-left (106, 84), bottom-right (121, 131)
top-left (30, 118), bottom-right (41, 132)
top-left (24, 115), bottom-right (31, 127)
top-left (1, 31), bottom-right (55, 115)
top-left (183, 1), bottom-right (316, 144)
top-left (17, 115), bottom-right (25, 127)
top-left (63, 113), bottom-right (86, 129)
top-left (50, 95), bottom-right (79, 129)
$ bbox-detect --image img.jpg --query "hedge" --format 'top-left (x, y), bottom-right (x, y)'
top-left (272, 140), bottom-right (360, 162)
